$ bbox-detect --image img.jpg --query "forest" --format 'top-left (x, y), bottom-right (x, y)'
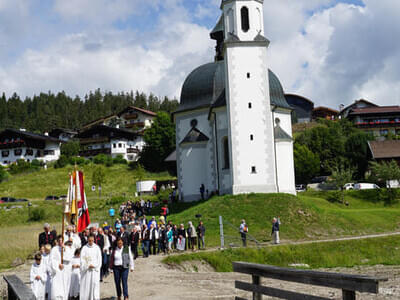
top-left (0, 89), bottom-right (179, 133)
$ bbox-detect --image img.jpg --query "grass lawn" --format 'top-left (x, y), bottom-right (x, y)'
top-left (0, 163), bottom-right (173, 201)
top-left (163, 235), bottom-right (400, 272)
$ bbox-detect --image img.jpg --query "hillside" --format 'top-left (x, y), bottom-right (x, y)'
top-left (0, 164), bottom-right (173, 201)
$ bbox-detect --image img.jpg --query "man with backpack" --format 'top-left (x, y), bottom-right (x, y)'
top-left (239, 219), bottom-right (248, 247)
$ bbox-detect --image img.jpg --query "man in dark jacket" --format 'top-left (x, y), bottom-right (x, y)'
top-left (196, 221), bottom-right (206, 249)
top-left (130, 226), bottom-right (139, 259)
top-left (38, 223), bottom-right (55, 248)
top-left (118, 226), bottom-right (130, 246)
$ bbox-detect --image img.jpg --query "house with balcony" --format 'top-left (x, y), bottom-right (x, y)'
top-left (0, 129), bottom-right (61, 166)
top-left (117, 106), bottom-right (156, 131)
top-left (76, 125), bottom-right (144, 161)
top-left (347, 106), bottom-right (400, 137)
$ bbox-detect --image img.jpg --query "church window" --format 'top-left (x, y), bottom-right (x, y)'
top-left (250, 135), bottom-right (254, 141)
top-left (241, 7), bottom-right (250, 32)
top-left (251, 166), bottom-right (257, 174)
top-left (248, 102), bottom-right (252, 109)
top-left (247, 73), bottom-right (250, 78)
top-left (222, 137), bottom-right (230, 169)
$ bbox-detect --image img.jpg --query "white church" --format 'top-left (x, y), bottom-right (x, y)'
top-left (173, 0), bottom-right (296, 201)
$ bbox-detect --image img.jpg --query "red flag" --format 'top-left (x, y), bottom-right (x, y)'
top-left (76, 171), bottom-right (90, 232)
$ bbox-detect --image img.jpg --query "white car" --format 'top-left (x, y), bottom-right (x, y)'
top-left (343, 183), bottom-right (354, 190)
top-left (353, 183), bottom-right (380, 190)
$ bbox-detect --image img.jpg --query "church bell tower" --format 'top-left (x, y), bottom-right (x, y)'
top-left (222, 0), bottom-right (278, 194)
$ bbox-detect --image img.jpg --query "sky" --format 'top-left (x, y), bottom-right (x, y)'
top-left (0, 0), bottom-right (399, 108)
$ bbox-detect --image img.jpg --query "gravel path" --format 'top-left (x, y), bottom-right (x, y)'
top-left (2, 231), bottom-right (400, 299)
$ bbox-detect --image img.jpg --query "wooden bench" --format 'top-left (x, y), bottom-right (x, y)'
top-left (3, 275), bottom-right (35, 300)
top-left (233, 262), bottom-right (388, 300)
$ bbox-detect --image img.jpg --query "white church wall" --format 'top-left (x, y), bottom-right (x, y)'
top-left (175, 109), bottom-right (216, 201)
top-left (275, 141), bottom-right (296, 195)
top-left (215, 109), bottom-right (232, 194)
top-left (273, 109), bottom-right (293, 137)
top-left (179, 144), bottom-right (209, 201)
top-left (225, 44), bottom-right (277, 194)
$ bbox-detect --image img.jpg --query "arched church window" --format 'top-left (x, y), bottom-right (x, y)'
top-left (241, 7), bottom-right (250, 32)
top-left (226, 9), bottom-right (234, 33)
top-left (256, 8), bottom-right (262, 32)
top-left (222, 137), bottom-right (230, 169)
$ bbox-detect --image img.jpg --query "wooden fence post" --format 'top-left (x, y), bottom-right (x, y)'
top-left (252, 275), bottom-right (262, 300)
top-left (342, 289), bottom-right (356, 300)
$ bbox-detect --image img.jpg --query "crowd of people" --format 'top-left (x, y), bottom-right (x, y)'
top-left (32, 200), bottom-right (206, 300)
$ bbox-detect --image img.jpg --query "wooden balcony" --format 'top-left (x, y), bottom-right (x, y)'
top-left (79, 148), bottom-right (111, 157)
top-left (123, 113), bottom-right (139, 120)
top-left (79, 137), bottom-right (109, 145)
top-left (355, 120), bottom-right (400, 129)
top-left (125, 122), bottom-right (145, 129)
top-left (127, 148), bottom-right (140, 154)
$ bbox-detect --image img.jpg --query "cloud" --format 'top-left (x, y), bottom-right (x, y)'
top-left (0, 1), bottom-right (213, 100)
top-left (266, 0), bottom-right (400, 107)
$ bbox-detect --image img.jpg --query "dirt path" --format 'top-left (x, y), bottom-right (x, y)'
top-left (2, 231), bottom-right (400, 299)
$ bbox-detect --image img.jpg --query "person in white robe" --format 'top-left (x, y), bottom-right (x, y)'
top-left (41, 244), bottom-right (52, 299)
top-left (70, 248), bottom-right (81, 299)
top-left (63, 241), bottom-right (74, 297)
top-left (50, 235), bottom-right (68, 300)
top-left (72, 226), bottom-right (82, 250)
top-left (80, 234), bottom-right (102, 300)
top-left (30, 253), bottom-right (47, 300)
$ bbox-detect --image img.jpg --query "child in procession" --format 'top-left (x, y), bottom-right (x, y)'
top-left (30, 253), bottom-right (47, 300)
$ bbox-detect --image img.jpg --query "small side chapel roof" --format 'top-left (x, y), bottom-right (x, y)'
top-left (274, 125), bottom-right (292, 142)
top-left (180, 128), bottom-right (210, 145)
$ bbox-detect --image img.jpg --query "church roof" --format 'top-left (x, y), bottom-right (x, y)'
top-left (274, 125), bottom-right (292, 142)
top-left (180, 127), bottom-right (210, 145)
top-left (177, 61), bottom-right (291, 114)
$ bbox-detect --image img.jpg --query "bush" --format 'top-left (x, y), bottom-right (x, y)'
top-left (69, 156), bottom-right (88, 166)
top-left (113, 154), bottom-right (127, 165)
top-left (29, 207), bottom-right (46, 222)
top-left (31, 159), bottom-right (42, 168)
top-left (54, 155), bottom-right (69, 169)
top-left (105, 196), bottom-right (125, 206)
top-left (9, 159), bottom-right (33, 174)
top-left (0, 165), bottom-right (9, 183)
top-left (93, 154), bottom-right (113, 166)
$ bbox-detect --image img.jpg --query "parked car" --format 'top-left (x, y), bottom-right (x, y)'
top-left (310, 176), bottom-right (328, 184)
top-left (1, 197), bottom-right (16, 202)
top-left (59, 195), bottom-right (67, 201)
top-left (343, 183), bottom-right (354, 190)
top-left (16, 198), bottom-right (28, 202)
top-left (296, 184), bottom-right (306, 192)
top-left (45, 195), bottom-right (59, 201)
top-left (353, 183), bottom-right (380, 190)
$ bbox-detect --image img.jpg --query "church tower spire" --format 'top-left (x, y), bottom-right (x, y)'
top-left (221, 0), bottom-right (265, 42)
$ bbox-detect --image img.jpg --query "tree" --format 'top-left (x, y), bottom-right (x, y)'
top-left (330, 165), bottom-right (354, 203)
top-left (140, 111), bottom-right (176, 172)
top-left (92, 165), bottom-right (106, 198)
top-left (293, 144), bottom-right (320, 184)
top-left (61, 141), bottom-right (80, 157)
top-left (370, 160), bottom-right (400, 204)
top-left (345, 131), bottom-right (373, 179)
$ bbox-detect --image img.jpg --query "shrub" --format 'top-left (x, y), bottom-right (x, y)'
top-left (105, 196), bottom-right (125, 206)
top-left (0, 165), bottom-right (9, 183)
top-left (29, 207), bottom-right (46, 222)
top-left (31, 159), bottom-right (42, 168)
top-left (61, 141), bottom-right (80, 157)
top-left (69, 156), bottom-right (88, 166)
top-left (113, 154), bottom-right (127, 165)
top-left (93, 154), bottom-right (112, 165)
top-left (54, 155), bottom-right (69, 169)
top-left (8, 159), bottom-right (32, 174)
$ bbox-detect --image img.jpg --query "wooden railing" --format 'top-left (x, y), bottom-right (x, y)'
top-left (3, 275), bottom-right (35, 300)
top-left (233, 262), bottom-right (388, 300)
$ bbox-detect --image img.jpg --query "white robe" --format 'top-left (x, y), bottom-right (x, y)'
top-left (69, 257), bottom-right (81, 298)
top-left (63, 246), bottom-right (74, 297)
top-left (72, 234), bottom-right (82, 250)
top-left (50, 246), bottom-right (68, 300)
top-left (80, 244), bottom-right (102, 300)
top-left (41, 253), bottom-right (52, 298)
top-left (30, 262), bottom-right (47, 300)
